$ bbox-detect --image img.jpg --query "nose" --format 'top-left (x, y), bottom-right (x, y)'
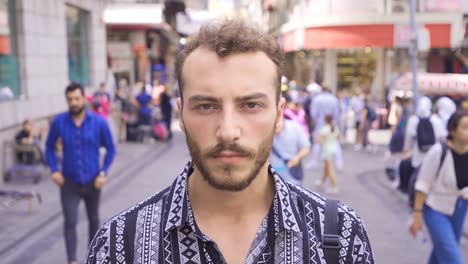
top-left (216, 107), bottom-right (241, 143)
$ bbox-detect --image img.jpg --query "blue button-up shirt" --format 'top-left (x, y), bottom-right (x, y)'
top-left (46, 109), bottom-right (116, 184)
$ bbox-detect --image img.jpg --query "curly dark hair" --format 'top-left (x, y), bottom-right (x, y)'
top-left (175, 18), bottom-right (284, 103)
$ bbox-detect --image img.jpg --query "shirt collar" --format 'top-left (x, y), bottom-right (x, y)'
top-left (163, 161), bottom-right (301, 234)
top-left (66, 108), bottom-right (92, 123)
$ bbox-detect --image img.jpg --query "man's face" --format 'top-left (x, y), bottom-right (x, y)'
top-left (66, 89), bottom-right (86, 116)
top-left (178, 47), bottom-right (285, 192)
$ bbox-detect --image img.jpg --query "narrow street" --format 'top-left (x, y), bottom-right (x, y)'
top-left (1, 129), bottom-right (467, 263)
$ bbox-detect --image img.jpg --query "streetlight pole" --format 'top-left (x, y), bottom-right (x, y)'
top-left (409, 0), bottom-right (419, 108)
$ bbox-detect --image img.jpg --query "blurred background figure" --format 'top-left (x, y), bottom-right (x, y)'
top-left (350, 89), bottom-right (365, 151)
top-left (270, 118), bottom-right (311, 186)
top-left (307, 86), bottom-right (343, 170)
top-left (135, 82), bottom-right (153, 126)
top-left (90, 82), bottom-right (111, 120)
top-left (436, 97), bottom-right (457, 127)
top-left (316, 114), bottom-right (340, 193)
top-left (159, 84), bottom-right (173, 140)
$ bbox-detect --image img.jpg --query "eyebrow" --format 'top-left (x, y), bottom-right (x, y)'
top-left (187, 93), bottom-right (269, 104)
top-left (234, 93), bottom-right (268, 103)
top-left (187, 95), bottom-right (220, 104)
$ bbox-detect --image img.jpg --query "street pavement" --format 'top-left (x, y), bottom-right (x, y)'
top-left (1, 129), bottom-right (467, 263)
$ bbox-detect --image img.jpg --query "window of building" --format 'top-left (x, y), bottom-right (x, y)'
top-left (0, 0), bottom-right (20, 100)
top-left (66, 5), bottom-right (90, 85)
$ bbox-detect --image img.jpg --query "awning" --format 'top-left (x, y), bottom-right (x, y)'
top-left (393, 72), bottom-right (468, 95)
top-left (103, 4), bottom-right (166, 29)
top-left (282, 23), bottom-right (451, 52)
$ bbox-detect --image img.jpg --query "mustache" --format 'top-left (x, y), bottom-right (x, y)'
top-left (205, 143), bottom-right (255, 158)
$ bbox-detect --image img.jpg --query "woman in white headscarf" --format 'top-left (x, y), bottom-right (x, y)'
top-left (436, 97), bottom-right (456, 127)
top-left (404, 96), bottom-right (447, 169)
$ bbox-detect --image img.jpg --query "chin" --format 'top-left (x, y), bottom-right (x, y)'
top-left (203, 165), bottom-right (259, 192)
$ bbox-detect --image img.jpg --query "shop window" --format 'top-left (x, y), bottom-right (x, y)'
top-left (0, 0), bottom-right (20, 101)
top-left (337, 49), bottom-right (376, 91)
top-left (66, 5), bottom-right (90, 85)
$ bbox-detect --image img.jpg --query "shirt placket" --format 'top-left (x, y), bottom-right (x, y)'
top-left (76, 126), bottom-right (84, 184)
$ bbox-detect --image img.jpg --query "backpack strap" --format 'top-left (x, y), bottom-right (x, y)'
top-left (437, 142), bottom-right (448, 178)
top-left (271, 144), bottom-right (287, 163)
top-left (323, 199), bottom-right (340, 263)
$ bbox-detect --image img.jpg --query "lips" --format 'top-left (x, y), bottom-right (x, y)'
top-left (213, 152), bottom-right (247, 164)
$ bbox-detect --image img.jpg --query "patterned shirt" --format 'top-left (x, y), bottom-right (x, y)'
top-left (87, 162), bottom-right (374, 264)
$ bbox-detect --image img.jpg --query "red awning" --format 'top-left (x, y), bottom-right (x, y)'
top-left (305, 24), bottom-right (394, 49)
top-left (282, 23), bottom-right (451, 51)
top-left (393, 72), bottom-right (468, 95)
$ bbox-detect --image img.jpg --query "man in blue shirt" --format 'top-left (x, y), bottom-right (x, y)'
top-left (46, 82), bottom-right (116, 264)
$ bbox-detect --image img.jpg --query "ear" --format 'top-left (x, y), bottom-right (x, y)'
top-left (275, 97), bottom-right (286, 133)
top-left (177, 98), bottom-right (185, 132)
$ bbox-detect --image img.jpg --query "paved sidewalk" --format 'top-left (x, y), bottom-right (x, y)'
top-left (0, 142), bottom-right (157, 259)
top-left (2, 129), bottom-right (468, 263)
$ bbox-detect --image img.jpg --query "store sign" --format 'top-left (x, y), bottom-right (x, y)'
top-left (423, 0), bottom-right (461, 11)
top-left (111, 58), bottom-right (132, 73)
top-left (107, 42), bottom-right (132, 59)
top-left (394, 24), bottom-right (411, 47)
top-left (394, 24), bottom-right (430, 50)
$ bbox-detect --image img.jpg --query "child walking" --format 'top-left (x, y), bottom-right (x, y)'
top-left (317, 114), bottom-right (340, 193)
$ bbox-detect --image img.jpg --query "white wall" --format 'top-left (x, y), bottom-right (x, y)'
top-left (0, 0), bottom-right (107, 130)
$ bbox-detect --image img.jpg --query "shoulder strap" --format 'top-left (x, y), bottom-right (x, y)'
top-left (271, 144), bottom-right (287, 162)
top-left (436, 142), bottom-right (448, 178)
top-left (323, 199), bottom-right (340, 264)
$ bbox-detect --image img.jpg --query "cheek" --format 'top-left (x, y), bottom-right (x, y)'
top-left (182, 114), bottom-right (216, 142)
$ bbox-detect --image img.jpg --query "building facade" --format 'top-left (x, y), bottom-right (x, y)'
top-left (265, 0), bottom-right (466, 100)
top-left (0, 0), bottom-right (107, 130)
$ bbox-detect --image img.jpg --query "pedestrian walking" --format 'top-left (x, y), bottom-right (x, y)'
top-left (388, 95), bottom-right (409, 154)
top-left (270, 118), bottom-right (310, 185)
top-left (316, 114), bottom-right (340, 193)
top-left (86, 19), bottom-right (374, 264)
top-left (46, 82), bottom-right (116, 264)
top-left (283, 98), bottom-right (310, 139)
top-left (361, 97), bottom-right (377, 151)
top-left (90, 82), bottom-right (111, 120)
top-left (398, 96), bottom-right (446, 193)
top-left (409, 110), bottom-right (468, 264)
top-left (135, 82), bottom-right (153, 126)
top-left (159, 84), bottom-right (173, 139)
top-left (436, 96), bottom-right (456, 128)
top-left (403, 96), bottom-right (446, 169)
top-left (307, 87), bottom-right (344, 170)
top-left (350, 90), bottom-right (365, 150)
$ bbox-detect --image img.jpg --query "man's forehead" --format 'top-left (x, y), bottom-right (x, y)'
top-left (183, 46), bottom-right (276, 71)
top-left (182, 47), bottom-right (277, 97)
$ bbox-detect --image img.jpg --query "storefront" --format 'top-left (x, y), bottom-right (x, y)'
top-left (337, 48), bottom-right (377, 91)
top-left (279, 0), bottom-right (465, 100)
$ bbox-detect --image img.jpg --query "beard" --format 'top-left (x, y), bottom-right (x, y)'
top-left (69, 106), bottom-right (85, 117)
top-left (184, 122), bottom-right (276, 192)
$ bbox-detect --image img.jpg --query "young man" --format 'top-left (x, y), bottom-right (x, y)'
top-left (270, 118), bottom-right (310, 186)
top-left (46, 82), bottom-right (116, 264)
top-left (87, 19), bottom-right (374, 264)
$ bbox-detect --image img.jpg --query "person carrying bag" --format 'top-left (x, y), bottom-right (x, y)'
top-left (409, 111), bottom-right (468, 264)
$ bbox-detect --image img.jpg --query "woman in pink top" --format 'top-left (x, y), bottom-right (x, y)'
top-left (284, 100), bottom-right (310, 139)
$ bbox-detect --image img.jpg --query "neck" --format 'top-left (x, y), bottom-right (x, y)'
top-left (188, 164), bottom-right (275, 217)
top-left (449, 140), bottom-right (468, 154)
top-left (72, 110), bottom-right (86, 124)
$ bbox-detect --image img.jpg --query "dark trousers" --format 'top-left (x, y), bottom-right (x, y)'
top-left (60, 179), bottom-right (101, 262)
top-left (164, 116), bottom-right (172, 138)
